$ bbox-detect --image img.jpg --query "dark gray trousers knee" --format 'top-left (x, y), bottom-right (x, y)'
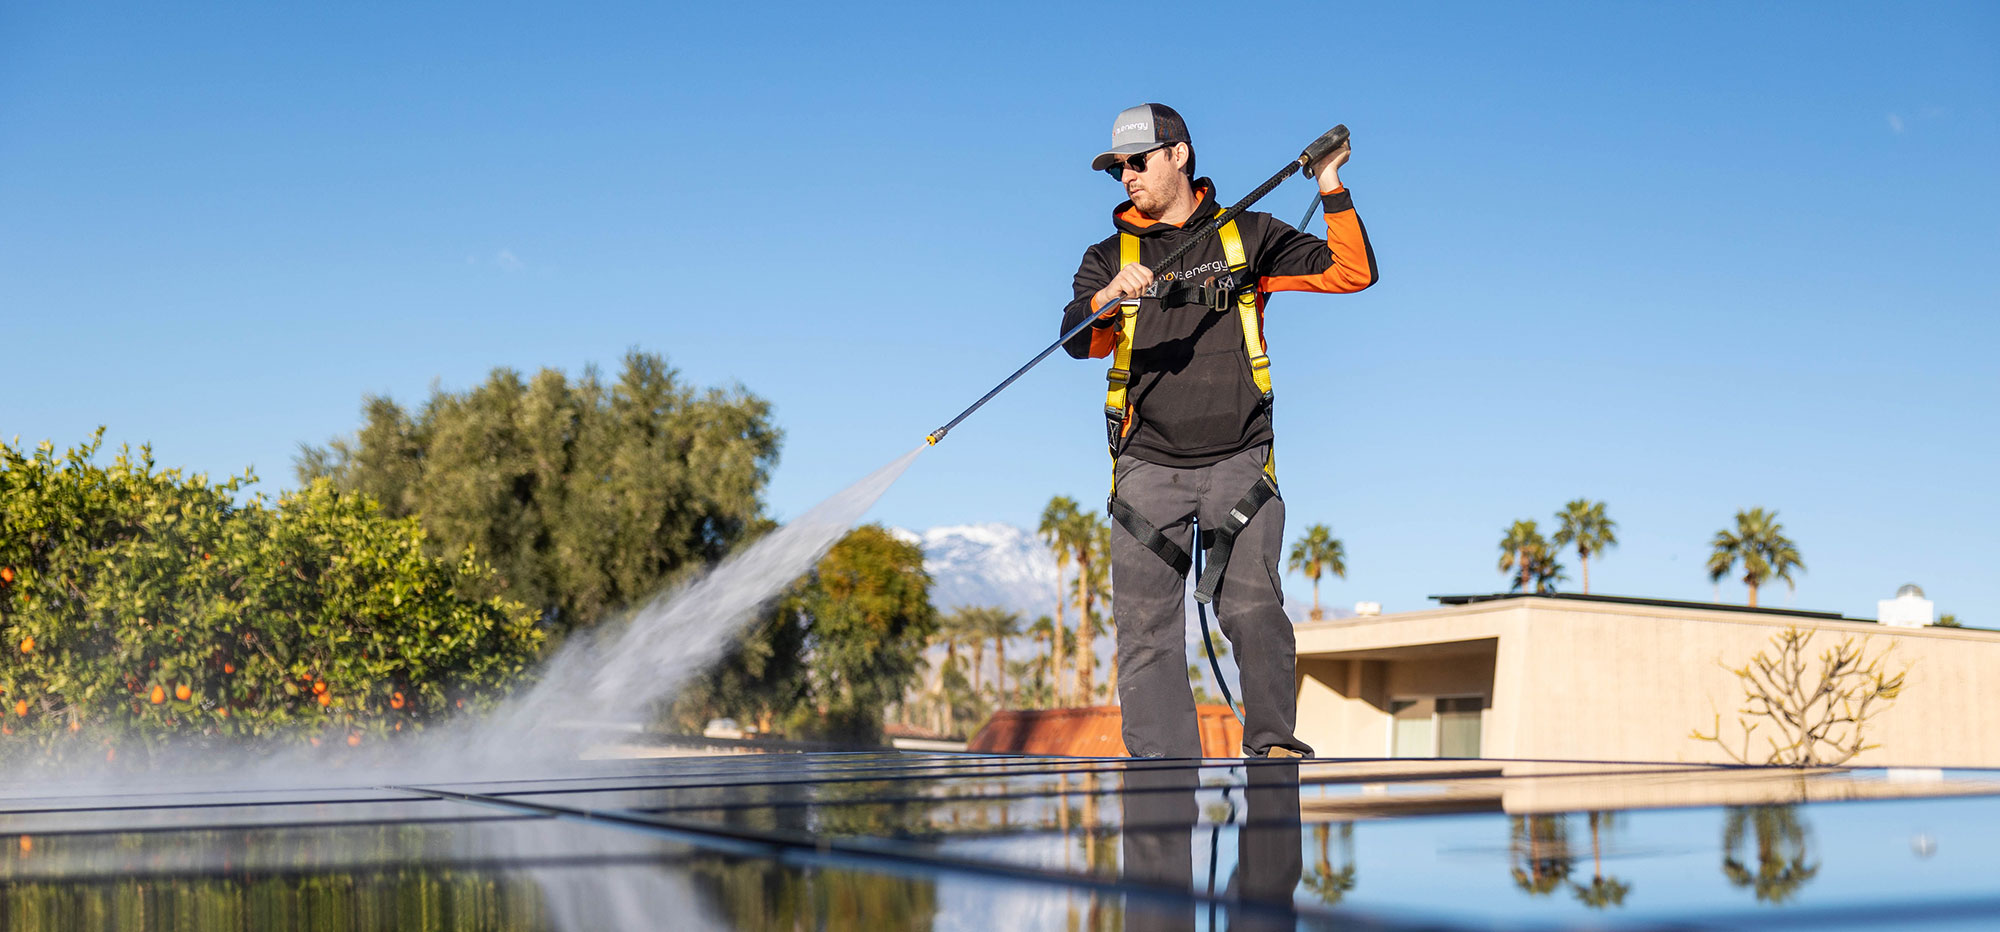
top-left (1111, 445), bottom-right (1311, 758)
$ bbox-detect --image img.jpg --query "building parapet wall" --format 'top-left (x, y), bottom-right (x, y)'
top-left (1294, 596), bottom-right (2000, 768)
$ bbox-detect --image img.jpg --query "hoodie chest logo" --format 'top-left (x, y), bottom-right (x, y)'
top-left (1145, 259), bottom-right (1235, 297)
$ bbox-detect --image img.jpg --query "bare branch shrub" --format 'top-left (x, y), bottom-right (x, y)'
top-left (1691, 625), bottom-right (1907, 766)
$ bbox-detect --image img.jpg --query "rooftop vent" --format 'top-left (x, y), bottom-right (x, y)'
top-left (1879, 584), bottom-right (1935, 629)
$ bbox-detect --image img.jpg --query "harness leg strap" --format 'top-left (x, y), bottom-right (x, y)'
top-left (1109, 496), bottom-right (1192, 579)
top-left (1192, 477), bottom-right (1280, 605)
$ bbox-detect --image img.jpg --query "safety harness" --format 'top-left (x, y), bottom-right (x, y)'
top-left (1104, 210), bottom-right (1282, 608)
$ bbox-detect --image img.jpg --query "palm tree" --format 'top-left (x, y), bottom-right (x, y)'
top-left (942, 607), bottom-right (990, 698)
top-left (1287, 524), bottom-right (1347, 620)
top-left (1038, 497), bottom-right (1081, 703)
top-left (1551, 500), bottom-right (1618, 595)
top-left (931, 609), bottom-right (983, 734)
top-left (1722, 806), bottom-right (1818, 904)
top-left (1084, 521), bottom-right (1115, 699)
top-left (1527, 545), bottom-right (1568, 595)
top-left (1509, 815), bottom-right (1575, 896)
top-left (1569, 811), bottom-right (1631, 909)
top-left (1024, 614), bottom-right (1072, 710)
top-left (1707, 508), bottom-right (1804, 607)
top-left (1302, 822), bottom-right (1358, 906)
top-left (1498, 520), bottom-right (1548, 593)
top-left (967, 607), bottom-right (1022, 708)
top-left (1056, 509), bottom-right (1110, 706)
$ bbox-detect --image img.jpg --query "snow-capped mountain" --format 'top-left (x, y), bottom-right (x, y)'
top-left (891, 523), bottom-right (1060, 621)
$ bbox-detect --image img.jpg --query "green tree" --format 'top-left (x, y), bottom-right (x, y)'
top-left (1707, 508), bottom-right (1804, 607)
top-left (1037, 496), bottom-right (1081, 704)
top-left (786, 526), bottom-right (937, 742)
top-left (667, 521), bottom-right (809, 737)
top-left (1286, 524), bottom-right (1347, 621)
top-left (300, 351), bottom-right (780, 636)
top-left (1551, 500), bottom-right (1617, 595)
top-left (672, 525), bottom-right (935, 743)
top-left (0, 432), bottom-right (541, 760)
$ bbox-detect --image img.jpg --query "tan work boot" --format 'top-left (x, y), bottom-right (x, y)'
top-left (1263, 746), bottom-right (1306, 759)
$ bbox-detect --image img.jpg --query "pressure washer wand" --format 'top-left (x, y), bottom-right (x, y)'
top-left (924, 125), bottom-right (1350, 447)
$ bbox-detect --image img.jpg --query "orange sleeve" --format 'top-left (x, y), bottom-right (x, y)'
top-left (1258, 187), bottom-right (1378, 294)
top-left (1086, 323), bottom-right (1119, 359)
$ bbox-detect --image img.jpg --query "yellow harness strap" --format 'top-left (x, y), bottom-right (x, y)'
top-left (1106, 215), bottom-right (1279, 489)
top-left (1103, 233), bottom-right (1142, 441)
top-left (1213, 215), bottom-right (1280, 485)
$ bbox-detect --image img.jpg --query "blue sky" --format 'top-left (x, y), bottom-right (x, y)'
top-left (3, 2), bottom-right (1995, 622)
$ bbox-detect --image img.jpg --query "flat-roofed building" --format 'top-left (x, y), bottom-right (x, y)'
top-left (1292, 592), bottom-right (2000, 767)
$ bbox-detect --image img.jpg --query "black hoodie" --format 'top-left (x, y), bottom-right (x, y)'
top-left (1061, 178), bottom-right (1377, 468)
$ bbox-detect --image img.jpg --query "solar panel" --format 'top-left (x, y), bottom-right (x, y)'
top-left (4, 751), bottom-right (1998, 930)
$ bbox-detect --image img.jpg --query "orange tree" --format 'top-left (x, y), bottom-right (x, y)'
top-left (0, 431), bottom-right (542, 761)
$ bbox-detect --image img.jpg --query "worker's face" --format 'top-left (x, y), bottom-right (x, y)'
top-left (1121, 142), bottom-right (1187, 215)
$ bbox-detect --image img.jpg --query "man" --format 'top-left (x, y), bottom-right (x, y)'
top-left (1062, 103), bottom-right (1377, 759)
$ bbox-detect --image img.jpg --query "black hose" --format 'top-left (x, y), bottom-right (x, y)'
top-left (1192, 535), bottom-right (1244, 728)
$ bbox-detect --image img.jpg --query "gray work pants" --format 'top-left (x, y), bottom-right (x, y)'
top-left (1111, 445), bottom-right (1312, 758)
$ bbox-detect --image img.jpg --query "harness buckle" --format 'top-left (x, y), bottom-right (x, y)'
top-left (1105, 367), bottom-right (1130, 387)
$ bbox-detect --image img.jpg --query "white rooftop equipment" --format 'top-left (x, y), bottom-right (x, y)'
top-left (1354, 601), bottom-right (1383, 616)
top-left (1879, 583), bottom-right (1935, 629)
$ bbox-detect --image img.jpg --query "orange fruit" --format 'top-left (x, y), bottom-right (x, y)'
top-left (346, 733), bottom-right (361, 747)
top-left (218, 707), bottom-right (229, 718)
top-left (149, 685), bottom-right (166, 705)
top-left (389, 691), bottom-right (405, 710)
top-left (317, 692), bottom-right (331, 707)
top-left (223, 663), bottom-right (235, 674)
top-left (0, 566), bottom-right (13, 583)
top-left (394, 721), bottom-right (402, 732)
top-left (19, 636), bottom-right (32, 654)
top-left (174, 684), bottom-right (191, 702)
top-left (13, 700), bottom-right (25, 717)
top-left (68, 719), bottom-right (79, 732)
top-left (312, 681), bottom-right (326, 696)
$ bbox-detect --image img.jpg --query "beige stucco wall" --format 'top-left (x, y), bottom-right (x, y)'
top-left (1293, 598), bottom-right (2000, 767)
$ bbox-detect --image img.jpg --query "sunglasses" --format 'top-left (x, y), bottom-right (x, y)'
top-left (1103, 146), bottom-right (1171, 180)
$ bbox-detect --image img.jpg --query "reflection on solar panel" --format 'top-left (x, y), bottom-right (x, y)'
top-left (4, 750), bottom-right (1998, 930)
